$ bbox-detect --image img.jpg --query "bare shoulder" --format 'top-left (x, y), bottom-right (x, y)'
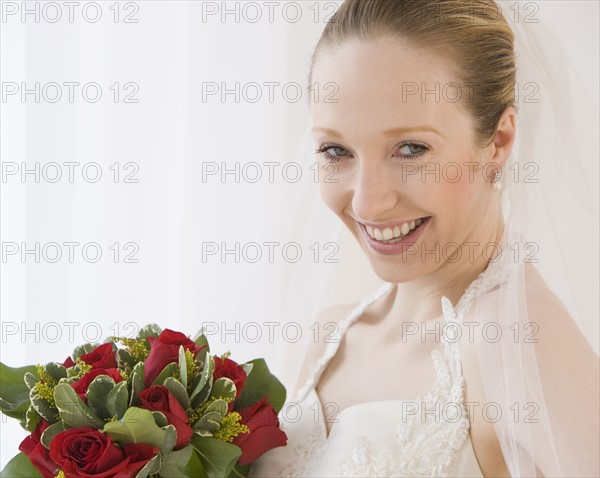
top-left (300, 302), bottom-right (356, 365)
top-left (522, 263), bottom-right (597, 358)
top-left (287, 302), bottom-right (356, 400)
top-left (461, 263), bottom-right (599, 477)
top-left (462, 263), bottom-right (595, 355)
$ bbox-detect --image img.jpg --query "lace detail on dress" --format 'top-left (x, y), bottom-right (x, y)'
top-left (278, 420), bottom-right (327, 478)
top-left (454, 254), bottom-right (505, 316)
top-left (283, 259), bottom-right (503, 477)
top-left (338, 298), bottom-right (471, 477)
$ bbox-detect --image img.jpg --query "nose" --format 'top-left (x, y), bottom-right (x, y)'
top-left (351, 160), bottom-right (398, 221)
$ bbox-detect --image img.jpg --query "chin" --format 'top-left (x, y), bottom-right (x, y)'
top-left (347, 229), bottom-right (433, 284)
top-left (366, 255), bottom-right (432, 284)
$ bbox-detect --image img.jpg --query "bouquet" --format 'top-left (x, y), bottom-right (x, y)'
top-left (0, 324), bottom-right (288, 478)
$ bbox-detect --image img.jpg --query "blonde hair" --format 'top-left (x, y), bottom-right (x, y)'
top-left (308, 0), bottom-right (516, 147)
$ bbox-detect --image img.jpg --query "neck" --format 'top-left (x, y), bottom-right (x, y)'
top-left (387, 219), bottom-right (506, 329)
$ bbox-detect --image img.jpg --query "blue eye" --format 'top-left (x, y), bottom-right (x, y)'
top-left (395, 142), bottom-right (430, 158)
top-left (315, 144), bottom-right (349, 163)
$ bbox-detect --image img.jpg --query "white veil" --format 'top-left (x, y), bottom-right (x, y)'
top-left (469, 2), bottom-right (599, 476)
top-left (277, 1), bottom-right (599, 477)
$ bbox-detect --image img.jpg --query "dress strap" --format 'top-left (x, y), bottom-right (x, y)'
top-left (293, 281), bottom-right (395, 402)
top-left (439, 250), bottom-right (506, 383)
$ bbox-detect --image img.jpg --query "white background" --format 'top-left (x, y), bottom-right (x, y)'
top-left (1, 0), bottom-right (598, 466)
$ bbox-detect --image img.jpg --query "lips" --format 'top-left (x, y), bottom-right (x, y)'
top-left (364, 217), bottom-right (429, 242)
top-left (357, 216), bottom-right (432, 255)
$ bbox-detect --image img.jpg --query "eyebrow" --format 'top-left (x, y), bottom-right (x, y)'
top-left (312, 125), bottom-right (445, 139)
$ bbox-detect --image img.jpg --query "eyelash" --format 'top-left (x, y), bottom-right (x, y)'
top-left (315, 142), bottom-right (431, 163)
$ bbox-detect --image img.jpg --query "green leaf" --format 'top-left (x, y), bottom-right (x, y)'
top-left (130, 361), bottom-right (144, 406)
top-left (195, 345), bottom-right (209, 372)
top-left (0, 363), bottom-right (39, 393)
top-left (45, 363), bottom-right (67, 382)
top-left (190, 355), bottom-right (214, 403)
top-left (228, 463), bottom-right (251, 478)
top-left (191, 378), bottom-right (213, 409)
top-left (106, 381), bottom-right (129, 419)
top-left (206, 399), bottom-right (227, 417)
top-left (151, 362), bottom-right (178, 387)
top-left (53, 383), bottom-right (104, 428)
top-left (24, 372), bottom-right (38, 390)
top-left (29, 389), bottom-right (58, 423)
top-left (158, 446), bottom-right (208, 478)
top-left (193, 332), bottom-right (210, 353)
top-left (72, 343), bottom-right (97, 360)
top-left (194, 399), bottom-right (228, 434)
top-left (134, 453), bottom-right (161, 478)
top-left (178, 346), bottom-right (188, 390)
top-left (137, 323), bottom-right (162, 340)
top-left (193, 411), bottom-right (221, 433)
top-left (0, 397), bottom-right (31, 430)
top-left (164, 377), bottom-right (191, 410)
top-left (103, 407), bottom-right (177, 455)
top-left (0, 452), bottom-right (45, 478)
top-left (25, 405), bottom-right (41, 432)
top-left (191, 436), bottom-right (241, 478)
top-left (86, 375), bottom-right (117, 420)
top-left (0, 363), bottom-right (38, 427)
top-left (40, 421), bottom-right (66, 448)
top-left (210, 378), bottom-right (236, 403)
top-left (152, 411), bottom-right (168, 427)
top-left (235, 359), bottom-right (286, 414)
top-left (241, 363), bottom-right (253, 376)
top-left (116, 348), bottom-right (135, 368)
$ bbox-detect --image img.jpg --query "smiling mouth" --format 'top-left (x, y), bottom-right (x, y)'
top-left (361, 217), bottom-right (431, 244)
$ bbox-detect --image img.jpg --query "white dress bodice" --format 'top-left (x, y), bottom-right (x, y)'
top-left (250, 266), bottom-right (504, 477)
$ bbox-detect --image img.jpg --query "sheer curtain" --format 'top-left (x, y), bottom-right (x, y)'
top-left (0, 0), bottom-right (597, 470)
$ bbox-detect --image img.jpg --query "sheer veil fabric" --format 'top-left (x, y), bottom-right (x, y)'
top-left (278, 2), bottom-right (600, 477)
top-left (468, 4), bottom-right (599, 476)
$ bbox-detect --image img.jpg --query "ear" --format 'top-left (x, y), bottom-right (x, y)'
top-left (490, 106), bottom-right (517, 170)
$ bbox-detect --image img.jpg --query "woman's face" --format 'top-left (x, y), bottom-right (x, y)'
top-left (311, 36), bottom-right (506, 283)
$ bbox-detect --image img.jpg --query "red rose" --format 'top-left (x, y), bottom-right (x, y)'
top-left (49, 427), bottom-right (158, 478)
top-left (80, 343), bottom-right (117, 369)
top-left (61, 356), bottom-right (75, 368)
top-left (213, 356), bottom-right (246, 398)
top-left (233, 398), bottom-right (287, 465)
top-left (71, 368), bottom-right (123, 401)
top-left (19, 420), bottom-right (60, 478)
top-left (138, 385), bottom-right (192, 449)
top-left (143, 329), bottom-right (205, 386)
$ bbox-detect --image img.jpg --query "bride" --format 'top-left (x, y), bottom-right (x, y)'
top-left (251, 0), bottom-right (599, 477)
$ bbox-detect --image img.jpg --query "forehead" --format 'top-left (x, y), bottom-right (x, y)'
top-left (310, 36), bottom-right (468, 137)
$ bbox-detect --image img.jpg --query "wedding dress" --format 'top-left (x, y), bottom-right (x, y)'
top-left (249, 245), bottom-right (510, 478)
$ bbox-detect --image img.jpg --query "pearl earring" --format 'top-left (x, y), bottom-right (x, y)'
top-left (491, 171), bottom-right (503, 191)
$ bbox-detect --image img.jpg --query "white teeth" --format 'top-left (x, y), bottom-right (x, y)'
top-left (364, 217), bottom-right (427, 242)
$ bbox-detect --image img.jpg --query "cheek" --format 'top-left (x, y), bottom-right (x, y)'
top-left (412, 160), bottom-right (486, 222)
top-left (318, 171), bottom-right (350, 214)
